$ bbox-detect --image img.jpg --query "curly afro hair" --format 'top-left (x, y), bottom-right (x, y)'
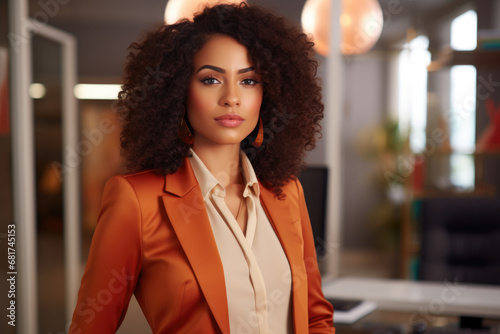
top-left (117, 2), bottom-right (323, 198)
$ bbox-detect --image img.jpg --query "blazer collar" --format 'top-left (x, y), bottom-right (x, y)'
top-left (259, 182), bottom-right (308, 334)
top-left (163, 158), bottom-right (198, 197)
top-left (162, 158), bottom-right (230, 334)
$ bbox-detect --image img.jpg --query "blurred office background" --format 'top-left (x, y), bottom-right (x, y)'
top-left (1, 0), bottom-right (500, 333)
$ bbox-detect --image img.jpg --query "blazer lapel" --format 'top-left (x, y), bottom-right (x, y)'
top-left (161, 159), bottom-right (230, 334)
top-left (259, 183), bottom-right (309, 334)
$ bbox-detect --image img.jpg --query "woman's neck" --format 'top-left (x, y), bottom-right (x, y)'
top-left (192, 142), bottom-right (241, 188)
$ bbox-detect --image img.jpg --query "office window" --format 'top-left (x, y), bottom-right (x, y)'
top-left (449, 10), bottom-right (477, 189)
top-left (398, 35), bottom-right (431, 153)
top-left (451, 10), bottom-right (478, 51)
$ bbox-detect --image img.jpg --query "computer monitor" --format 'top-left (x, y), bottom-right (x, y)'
top-left (298, 166), bottom-right (328, 258)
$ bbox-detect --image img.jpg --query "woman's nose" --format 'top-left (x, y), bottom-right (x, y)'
top-left (219, 84), bottom-right (240, 107)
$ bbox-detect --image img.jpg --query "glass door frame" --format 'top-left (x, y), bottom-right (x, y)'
top-left (9, 0), bottom-right (80, 332)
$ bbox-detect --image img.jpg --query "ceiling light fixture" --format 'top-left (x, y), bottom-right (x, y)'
top-left (73, 84), bottom-right (121, 100)
top-left (164, 0), bottom-right (246, 25)
top-left (29, 83), bottom-right (46, 99)
top-left (301, 0), bottom-right (384, 56)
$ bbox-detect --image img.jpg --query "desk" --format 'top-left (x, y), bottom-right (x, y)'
top-left (322, 277), bottom-right (500, 319)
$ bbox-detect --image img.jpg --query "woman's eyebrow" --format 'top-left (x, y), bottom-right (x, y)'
top-left (196, 65), bottom-right (255, 74)
top-left (238, 66), bottom-right (255, 74)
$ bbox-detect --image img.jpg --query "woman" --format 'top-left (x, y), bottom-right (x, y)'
top-left (70, 3), bottom-right (334, 333)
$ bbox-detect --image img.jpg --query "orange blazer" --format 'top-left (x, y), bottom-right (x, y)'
top-left (69, 158), bottom-right (335, 333)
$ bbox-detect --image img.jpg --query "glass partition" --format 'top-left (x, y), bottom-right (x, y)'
top-left (0, 0), bottom-right (15, 333)
top-left (31, 33), bottom-right (67, 333)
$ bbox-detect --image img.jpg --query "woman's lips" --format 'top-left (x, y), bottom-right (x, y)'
top-left (214, 114), bottom-right (245, 127)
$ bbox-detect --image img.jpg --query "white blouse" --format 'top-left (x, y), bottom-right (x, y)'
top-left (188, 149), bottom-right (293, 334)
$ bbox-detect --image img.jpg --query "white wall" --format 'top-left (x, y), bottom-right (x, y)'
top-left (341, 54), bottom-right (387, 248)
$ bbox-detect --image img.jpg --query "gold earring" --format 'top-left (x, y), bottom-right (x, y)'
top-left (179, 115), bottom-right (194, 145)
top-left (251, 117), bottom-right (264, 148)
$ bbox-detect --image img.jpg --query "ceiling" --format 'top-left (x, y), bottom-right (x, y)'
top-left (27, 0), bottom-right (473, 80)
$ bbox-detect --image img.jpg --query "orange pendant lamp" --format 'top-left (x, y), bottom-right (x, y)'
top-left (165, 0), bottom-right (247, 24)
top-left (301, 0), bottom-right (383, 55)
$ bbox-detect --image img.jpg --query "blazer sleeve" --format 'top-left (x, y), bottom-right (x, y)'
top-left (295, 179), bottom-right (336, 333)
top-left (69, 176), bottom-right (142, 334)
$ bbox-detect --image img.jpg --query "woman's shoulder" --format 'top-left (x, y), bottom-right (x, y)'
top-left (282, 176), bottom-right (305, 199)
top-left (122, 169), bottom-right (164, 181)
top-left (259, 176), bottom-right (304, 201)
top-left (106, 169), bottom-right (166, 197)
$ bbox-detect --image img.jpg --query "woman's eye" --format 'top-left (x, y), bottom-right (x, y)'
top-left (200, 77), bottom-right (220, 85)
top-left (241, 78), bottom-right (260, 86)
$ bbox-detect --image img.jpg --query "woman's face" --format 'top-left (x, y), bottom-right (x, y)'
top-left (186, 34), bottom-right (263, 149)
